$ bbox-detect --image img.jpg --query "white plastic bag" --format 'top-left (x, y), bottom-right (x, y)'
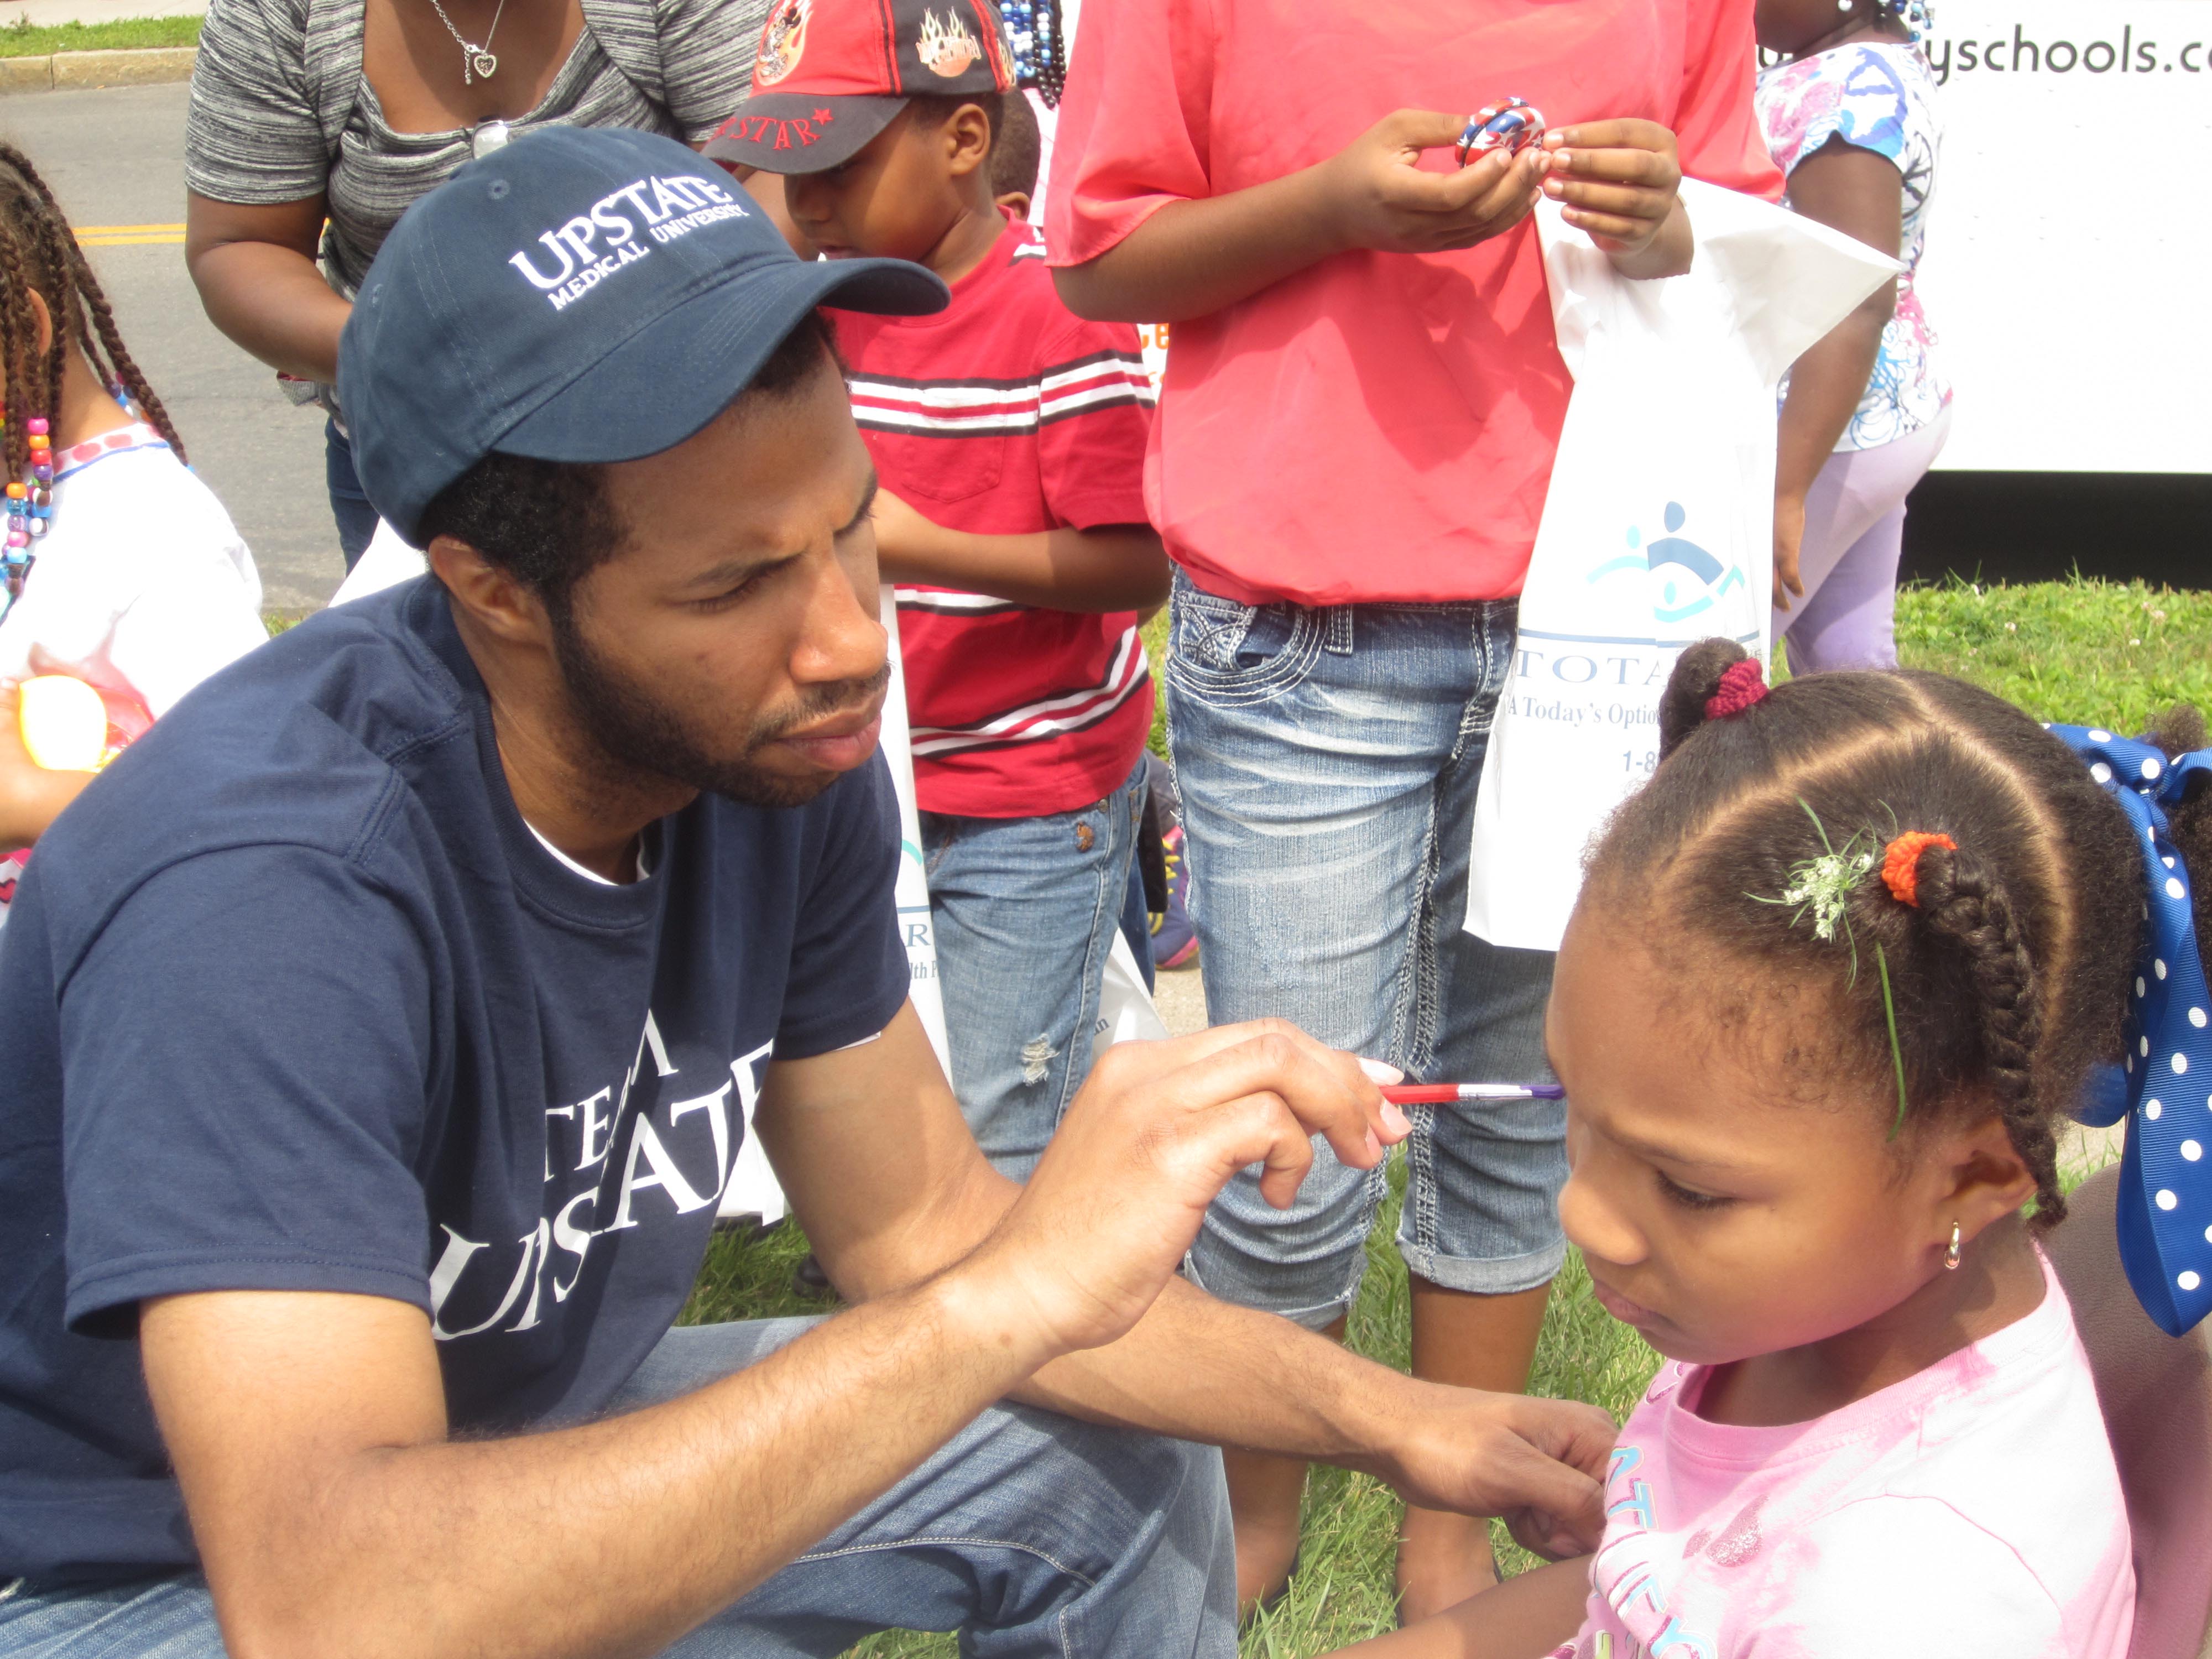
top-left (1092, 929), bottom-right (1171, 1061)
top-left (1464, 180), bottom-right (1899, 953)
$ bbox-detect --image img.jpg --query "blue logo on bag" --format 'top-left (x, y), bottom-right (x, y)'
top-left (1585, 502), bottom-right (1746, 624)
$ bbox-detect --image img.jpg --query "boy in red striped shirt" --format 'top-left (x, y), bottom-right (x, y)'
top-left (709, 0), bottom-right (1166, 1180)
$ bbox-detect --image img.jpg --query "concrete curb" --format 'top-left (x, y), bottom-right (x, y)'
top-left (0, 45), bottom-right (197, 92)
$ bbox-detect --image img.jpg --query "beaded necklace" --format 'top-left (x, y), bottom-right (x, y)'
top-left (0, 413), bottom-right (170, 624)
top-left (996, 0), bottom-right (1065, 105)
top-left (1, 409), bottom-right (53, 618)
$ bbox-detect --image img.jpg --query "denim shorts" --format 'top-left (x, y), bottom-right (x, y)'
top-left (1165, 568), bottom-right (1568, 1328)
top-left (921, 752), bottom-right (1149, 1181)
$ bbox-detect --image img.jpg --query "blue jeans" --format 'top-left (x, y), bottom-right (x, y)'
top-left (0, 1319), bottom-right (1235, 1657)
top-left (1164, 570), bottom-right (1568, 1329)
top-left (921, 753), bottom-right (1149, 1180)
top-left (325, 418), bottom-right (378, 571)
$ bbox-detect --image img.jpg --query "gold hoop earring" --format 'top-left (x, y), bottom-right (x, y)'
top-left (1944, 1221), bottom-right (1962, 1271)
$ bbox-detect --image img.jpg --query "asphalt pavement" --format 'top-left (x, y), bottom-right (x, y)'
top-left (4, 79), bottom-right (343, 609)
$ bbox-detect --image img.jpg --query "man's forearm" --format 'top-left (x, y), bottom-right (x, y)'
top-left (156, 1274), bottom-right (1049, 1659)
top-left (832, 1157), bottom-right (1410, 1478)
top-left (1014, 1274), bottom-right (1410, 1472)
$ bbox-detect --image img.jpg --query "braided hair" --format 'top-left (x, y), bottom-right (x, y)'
top-left (0, 138), bottom-right (184, 480)
top-left (1595, 640), bottom-right (2211, 1231)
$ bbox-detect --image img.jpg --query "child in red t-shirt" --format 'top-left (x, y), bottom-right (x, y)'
top-left (709, 0), bottom-right (1166, 1182)
top-left (1041, 0), bottom-right (1783, 1618)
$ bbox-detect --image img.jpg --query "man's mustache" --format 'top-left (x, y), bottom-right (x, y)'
top-left (755, 664), bottom-right (893, 743)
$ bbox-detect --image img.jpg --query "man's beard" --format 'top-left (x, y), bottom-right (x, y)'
top-left (548, 606), bottom-right (889, 809)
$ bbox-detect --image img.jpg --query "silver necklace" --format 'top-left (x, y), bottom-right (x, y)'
top-left (425, 0), bottom-right (508, 84)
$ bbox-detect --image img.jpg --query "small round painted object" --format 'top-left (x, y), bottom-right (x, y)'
top-left (1455, 97), bottom-right (1546, 168)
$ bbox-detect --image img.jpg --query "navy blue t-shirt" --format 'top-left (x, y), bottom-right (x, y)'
top-left (0, 578), bottom-right (909, 1583)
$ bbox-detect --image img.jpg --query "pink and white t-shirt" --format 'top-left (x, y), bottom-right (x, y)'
top-left (1553, 1251), bottom-right (2133, 1658)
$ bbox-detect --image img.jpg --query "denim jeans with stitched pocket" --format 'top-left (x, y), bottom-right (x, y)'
top-left (0, 1318), bottom-right (1235, 1657)
top-left (1164, 568), bottom-right (1569, 1329)
top-left (921, 752), bottom-right (1148, 1180)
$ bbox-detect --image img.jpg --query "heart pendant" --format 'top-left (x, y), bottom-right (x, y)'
top-left (472, 49), bottom-right (498, 78)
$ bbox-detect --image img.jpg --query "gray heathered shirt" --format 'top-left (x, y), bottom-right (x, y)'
top-left (185, 0), bottom-right (769, 299)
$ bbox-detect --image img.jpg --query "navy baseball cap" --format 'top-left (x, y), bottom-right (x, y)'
top-left (340, 125), bottom-right (948, 544)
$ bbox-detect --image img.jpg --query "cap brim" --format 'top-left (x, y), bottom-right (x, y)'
top-left (705, 95), bottom-right (907, 175)
top-left (494, 255), bottom-right (946, 465)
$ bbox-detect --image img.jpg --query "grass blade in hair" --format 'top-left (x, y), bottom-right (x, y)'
top-left (1877, 942), bottom-right (1909, 1138)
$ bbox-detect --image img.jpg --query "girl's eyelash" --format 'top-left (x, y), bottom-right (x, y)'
top-left (1657, 1171), bottom-right (1730, 1211)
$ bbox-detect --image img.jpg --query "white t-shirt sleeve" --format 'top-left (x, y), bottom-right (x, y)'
top-left (97, 481), bottom-right (265, 717)
top-left (1754, 1496), bottom-right (2069, 1657)
top-left (0, 450), bottom-right (267, 717)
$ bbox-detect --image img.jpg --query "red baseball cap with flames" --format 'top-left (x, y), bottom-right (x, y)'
top-left (705, 0), bottom-right (1017, 175)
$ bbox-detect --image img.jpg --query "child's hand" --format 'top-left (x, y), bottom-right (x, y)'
top-left (1315, 110), bottom-right (1547, 257)
top-left (1540, 121), bottom-right (1688, 274)
top-left (1774, 492), bottom-right (1808, 613)
top-left (868, 487), bottom-right (941, 566)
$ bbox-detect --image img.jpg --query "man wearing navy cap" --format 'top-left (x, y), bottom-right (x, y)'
top-left (0, 129), bottom-right (1610, 1657)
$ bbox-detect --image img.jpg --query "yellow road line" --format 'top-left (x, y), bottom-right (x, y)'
top-left (75, 223), bottom-right (187, 246)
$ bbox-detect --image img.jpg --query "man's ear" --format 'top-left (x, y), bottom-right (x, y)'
top-left (994, 190), bottom-right (1032, 221)
top-left (1927, 1109), bottom-right (2042, 1252)
top-left (427, 535), bottom-right (552, 648)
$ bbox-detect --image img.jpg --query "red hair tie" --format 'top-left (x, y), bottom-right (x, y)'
top-left (1881, 831), bottom-right (1957, 908)
top-left (1704, 658), bottom-right (1769, 720)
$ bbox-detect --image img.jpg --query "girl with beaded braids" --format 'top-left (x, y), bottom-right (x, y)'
top-left (0, 140), bottom-right (267, 925)
top-left (1346, 639), bottom-right (2171, 1657)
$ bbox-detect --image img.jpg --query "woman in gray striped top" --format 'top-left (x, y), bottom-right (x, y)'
top-left (182, 0), bottom-right (769, 566)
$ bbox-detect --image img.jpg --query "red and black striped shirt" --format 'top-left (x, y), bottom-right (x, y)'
top-left (832, 217), bottom-right (1156, 818)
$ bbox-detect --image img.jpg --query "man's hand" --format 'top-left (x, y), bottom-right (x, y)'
top-left (1773, 492), bottom-right (1808, 613)
top-left (1378, 1385), bottom-right (1616, 1561)
top-left (1541, 121), bottom-right (1689, 277)
top-left (960, 1022), bottom-right (1411, 1358)
top-left (1314, 111), bottom-right (1547, 257)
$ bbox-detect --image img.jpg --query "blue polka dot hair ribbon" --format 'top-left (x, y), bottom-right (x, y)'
top-left (2054, 723), bottom-right (2212, 1337)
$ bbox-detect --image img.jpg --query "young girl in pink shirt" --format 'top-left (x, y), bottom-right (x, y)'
top-left (1351, 641), bottom-right (2166, 1657)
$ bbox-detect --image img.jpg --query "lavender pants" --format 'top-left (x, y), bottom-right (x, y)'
top-left (1775, 404), bottom-right (1952, 674)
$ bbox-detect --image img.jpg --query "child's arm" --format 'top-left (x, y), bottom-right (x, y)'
top-left (1768, 139), bottom-right (1905, 609)
top-left (0, 681), bottom-right (95, 853)
top-left (1053, 112), bottom-right (1548, 324)
top-left (1335, 1559), bottom-right (1593, 1659)
top-left (872, 491), bottom-right (1170, 613)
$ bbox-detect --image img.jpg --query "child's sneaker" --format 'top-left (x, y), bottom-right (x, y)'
top-left (1152, 822), bottom-right (1198, 969)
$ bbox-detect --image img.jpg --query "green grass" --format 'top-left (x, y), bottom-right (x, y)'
top-left (1890, 574), bottom-right (2212, 732)
top-left (0, 12), bottom-right (200, 55)
top-left (687, 575), bottom-right (2184, 1657)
